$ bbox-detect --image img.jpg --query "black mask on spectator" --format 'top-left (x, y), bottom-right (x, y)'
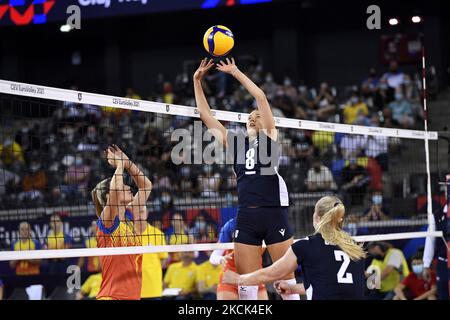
top-left (372, 254), bottom-right (384, 260)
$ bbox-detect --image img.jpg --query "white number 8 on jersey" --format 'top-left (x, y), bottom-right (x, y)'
top-left (245, 148), bottom-right (255, 170)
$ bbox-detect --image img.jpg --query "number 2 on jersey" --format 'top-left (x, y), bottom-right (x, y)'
top-left (334, 250), bottom-right (353, 284)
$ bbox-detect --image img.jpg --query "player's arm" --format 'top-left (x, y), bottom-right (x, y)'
top-left (194, 58), bottom-right (228, 146)
top-left (223, 247), bottom-right (298, 286)
top-left (111, 145), bottom-right (152, 231)
top-left (101, 146), bottom-right (126, 228)
top-left (217, 58), bottom-right (276, 138)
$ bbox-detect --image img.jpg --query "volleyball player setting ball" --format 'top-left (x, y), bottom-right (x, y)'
top-left (91, 145), bottom-right (152, 300)
top-left (223, 196), bottom-right (367, 300)
top-left (193, 58), bottom-right (298, 300)
top-left (209, 218), bottom-right (268, 300)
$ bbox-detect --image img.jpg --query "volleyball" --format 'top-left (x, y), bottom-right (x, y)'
top-left (203, 25), bottom-right (234, 57)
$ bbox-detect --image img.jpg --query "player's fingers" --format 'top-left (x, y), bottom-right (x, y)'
top-left (231, 57), bottom-right (235, 65)
top-left (226, 57), bottom-right (231, 65)
top-left (219, 60), bottom-right (226, 66)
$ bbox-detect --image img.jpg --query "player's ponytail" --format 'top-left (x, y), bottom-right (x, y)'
top-left (314, 196), bottom-right (366, 261)
top-left (91, 178), bottom-right (112, 217)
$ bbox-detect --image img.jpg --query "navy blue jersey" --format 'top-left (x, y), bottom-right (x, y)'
top-left (292, 233), bottom-right (365, 300)
top-left (226, 130), bottom-right (288, 208)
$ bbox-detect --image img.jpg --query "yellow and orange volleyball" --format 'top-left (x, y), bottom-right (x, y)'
top-left (203, 25), bottom-right (234, 57)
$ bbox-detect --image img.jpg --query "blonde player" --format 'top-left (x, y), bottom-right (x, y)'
top-left (223, 196), bottom-right (366, 300)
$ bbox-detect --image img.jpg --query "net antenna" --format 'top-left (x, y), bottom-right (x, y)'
top-left (421, 46), bottom-right (437, 250)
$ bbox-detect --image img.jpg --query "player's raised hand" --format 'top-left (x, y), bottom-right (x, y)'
top-left (216, 57), bottom-right (238, 75)
top-left (194, 58), bottom-right (215, 81)
top-left (111, 144), bottom-right (132, 169)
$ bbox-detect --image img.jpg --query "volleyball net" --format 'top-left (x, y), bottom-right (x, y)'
top-left (0, 78), bottom-right (446, 269)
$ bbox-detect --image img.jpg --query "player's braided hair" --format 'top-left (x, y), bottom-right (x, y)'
top-left (314, 196), bottom-right (366, 261)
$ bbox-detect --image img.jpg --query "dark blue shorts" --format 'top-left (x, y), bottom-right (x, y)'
top-left (234, 207), bottom-right (293, 246)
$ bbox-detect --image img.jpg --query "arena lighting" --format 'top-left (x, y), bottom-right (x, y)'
top-left (411, 15), bottom-right (422, 23)
top-left (388, 18), bottom-right (399, 26)
top-left (60, 24), bottom-right (71, 32)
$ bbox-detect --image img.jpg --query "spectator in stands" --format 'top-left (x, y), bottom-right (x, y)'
top-left (261, 72), bottom-right (278, 101)
top-left (340, 134), bottom-right (366, 160)
top-left (297, 85), bottom-right (315, 119)
top-left (45, 213), bottom-right (73, 274)
top-left (385, 86), bottom-right (415, 129)
top-left (62, 156), bottom-right (91, 199)
top-left (314, 82), bottom-right (337, 121)
top-left (381, 61), bottom-right (405, 90)
top-left (361, 191), bottom-right (390, 221)
top-left (366, 242), bottom-right (410, 300)
top-left (77, 221), bottom-right (101, 273)
top-left (0, 138), bottom-right (25, 172)
top-left (361, 67), bottom-right (379, 95)
top-left (343, 92), bottom-right (369, 124)
top-left (393, 254), bottom-right (437, 300)
top-left (364, 132), bottom-right (389, 172)
top-left (10, 222), bottom-right (41, 276)
top-left (196, 251), bottom-right (221, 300)
top-left (76, 272), bottom-right (102, 300)
top-left (141, 222), bottom-right (168, 300)
top-left (20, 157), bottom-right (47, 202)
top-left (125, 87), bottom-right (141, 100)
top-left (190, 215), bottom-right (216, 243)
top-left (341, 158), bottom-right (370, 206)
top-left (77, 125), bottom-right (100, 153)
top-left (306, 158), bottom-right (337, 192)
top-left (163, 251), bottom-right (198, 300)
top-left (168, 212), bottom-right (190, 245)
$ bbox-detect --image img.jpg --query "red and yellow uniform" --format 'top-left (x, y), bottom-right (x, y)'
top-left (11, 239), bottom-right (41, 275)
top-left (217, 250), bottom-right (266, 294)
top-left (96, 210), bottom-right (142, 300)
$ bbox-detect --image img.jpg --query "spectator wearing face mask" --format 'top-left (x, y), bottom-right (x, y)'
top-left (386, 86), bottom-right (414, 128)
top-left (393, 254), bottom-right (437, 300)
top-left (306, 159), bottom-right (337, 192)
top-left (361, 191), bottom-right (390, 221)
top-left (343, 92), bottom-right (369, 124)
top-left (366, 242), bottom-right (410, 300)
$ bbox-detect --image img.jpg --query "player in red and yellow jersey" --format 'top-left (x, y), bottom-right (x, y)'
top-left (91, 145), bottom-right (152, 300)
top-left (210, 218), bottom-right (267, 300)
